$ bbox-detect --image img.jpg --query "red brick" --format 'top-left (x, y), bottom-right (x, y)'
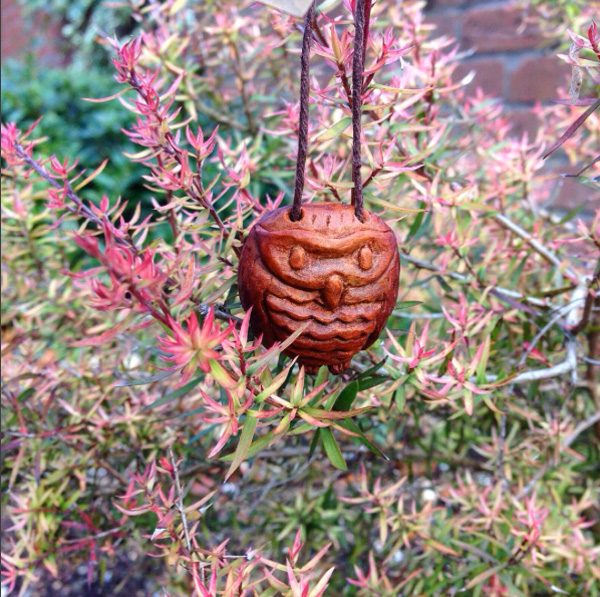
top-left (505, 108), bottom-right (541, 139)
top-left (546, 175), bottom-right (598, 213)
top-left (1, 0), bottom-right (64, 65)
top-left (454, 58), bottom-right (504, 97)
top-left (1, 0), bottom-right (27, 60)
top-left (532, 161), bottom-right (598, 213)
top-left (509, 56), bottom-right (571, 103)
top-left (426, 15), bottom-right (459, 40)
top-left (462, 6), bottom-right (545, 52)
top-left (428, 0), bottom-right (466, 7)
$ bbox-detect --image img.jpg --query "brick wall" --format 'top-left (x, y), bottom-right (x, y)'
top-left (1, 0), bottom-right (62, 64)
top-left (425, 0), bottom-right (571, 139)
top-left (1, 0), bottom-right (588, 210)
top-left (1, 0), bottom-right (26, 60)
top-left (424, 0), bottom-right (593, 212)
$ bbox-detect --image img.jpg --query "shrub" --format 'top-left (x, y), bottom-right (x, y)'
top-left (1, 59), bottom-right (149, 201)
top-left (1, 0), bottom-right (598, 594)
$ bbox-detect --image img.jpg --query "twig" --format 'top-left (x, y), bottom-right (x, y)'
top-left (517, 297), bottom-right (585, 367)
top-left (400, 252), bottom-right (550, 309)
top-left (14, 143), bottom-right (240, 327)
top-left (13, 143), bottom-right (135, 247)
top-left (570, 258), bottom-right (600, 335)
top-left (512, 283), bottom-right (587, 384)
top-left (511, 344), bottom-right (577, 383)
top-left (493, 213), bottom-right (576, 279)
top-left (168, 447), bottom-right (192, 553)
top-left (61, 527), bottom-right (123, 545)
top-left (496, 414), bottom-right (507, 490)
top-left (195, 97), bottom-right (246, 131)
top-left (395, 312), bottom-right (445, 320)
top-left (518, 410), bottom-right (600, 498)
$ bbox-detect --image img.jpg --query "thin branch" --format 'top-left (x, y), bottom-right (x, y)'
top-left (571, 258), bottom-right (600, 335)
top-left (13, 143), bottom-right (136, 247)
top-left (168, 447), bottom-right (192, 553)
top-left (493, 213), bottom-right (576, 279)
top-left (512, 283), bottom-right (587, 384)
top-left (496, 414), bottom-right (508, 490)
top-left (518, 410), bottom-right (600, 498)
top-left (61, 527), bottom-right (123, 545)
top-left (517, 297), bottom-right (585, 367)
top-left (511, 348), bottom-right (577, 383)
top-left (14, 143), bottom-right (240, 327)
top-left (195, 97), bottom-right (246, 131)
top-left (400, 251), bottom-right (550, 309)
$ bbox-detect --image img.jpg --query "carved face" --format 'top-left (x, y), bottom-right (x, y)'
top-left (238, 203), bottom-right (400, 373)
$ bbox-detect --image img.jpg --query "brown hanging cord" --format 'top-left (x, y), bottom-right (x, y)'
top-left (290, 2), bottom-right (316, 221)
top-left (351, 0), bottom-right (366, 221)
top-left (290, 0), bottom-right (367, 222)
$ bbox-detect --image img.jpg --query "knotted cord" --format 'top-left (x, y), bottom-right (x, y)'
top-left (290, 2), bottom-right (316, 221)
top-left (290, 0), bottom-right (367, 222)
top-left (351, 0), bottom-right (366, 221)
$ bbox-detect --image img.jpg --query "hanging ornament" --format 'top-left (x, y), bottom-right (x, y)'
top-left (238, 0), bottom-right (399, 373)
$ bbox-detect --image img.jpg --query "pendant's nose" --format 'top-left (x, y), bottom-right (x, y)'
top-left (322, 275), bottom-right (344, 310)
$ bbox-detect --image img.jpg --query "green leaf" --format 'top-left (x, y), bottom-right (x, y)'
top-left (221, 430), bottom-right (275, 462)
top-left (321, 428), bottom-right (347, 471)
top-left (357, 375), bottom-right (388, 392)
top-left (476, 336), bottom-right (491, 385)
top-left (143, 375), bottom-right (204, 410)
top-left (254, 363), bottom-right (293, 402)
top-left (355, 358), bottom-right (387, 380)
top-left (395, 300), bottom-right (422, 311)
top-left (308, 430), bottom-right (321, 459)
top-left (316, 117), bottom-right (352, 141)
top-left (406, 201), bottom-right (427, 241)
top-left (339, 419), bottom-right (388, 460)
top-left (465, 565), bottom-right (506, 590)
top-left (332, 380), bottom-right (359, 411)
top-left (314, 365), bottom-right (329, 387)
top-left (395, 383), bottom-right (406, 410)
top-left (457, 201), bottom-right (496, 212)
top-left (225, 414), bottom-right (258, 480)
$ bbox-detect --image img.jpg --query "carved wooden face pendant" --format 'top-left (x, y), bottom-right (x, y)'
top-left (238, 203), bottom-right (400, 373)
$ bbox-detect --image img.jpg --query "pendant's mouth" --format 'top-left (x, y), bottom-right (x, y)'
top-left (264, 292), bottom-right (381, 361)
top-left (266, 293), bottom-right (382, 327)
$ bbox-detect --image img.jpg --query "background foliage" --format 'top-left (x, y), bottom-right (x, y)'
top-left (1, 0), bottom-right (599, 595)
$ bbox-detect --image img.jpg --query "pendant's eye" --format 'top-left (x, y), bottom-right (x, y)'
top-left (358, 246), bottom-right (373, 270)
top-left (289, 245), bottom-right (307, 270)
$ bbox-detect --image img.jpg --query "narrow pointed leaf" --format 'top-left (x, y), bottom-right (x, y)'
top-left (225, 414), bottom-right (258, 479)
top-left (320, 428), bottom-right (347, 471)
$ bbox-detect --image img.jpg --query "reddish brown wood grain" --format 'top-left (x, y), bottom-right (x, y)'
top-left (238, 203), bottom-right (400, 373)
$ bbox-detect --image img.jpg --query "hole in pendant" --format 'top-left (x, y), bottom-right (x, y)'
top-left (288, 208), bottom-right (304, 222)
top-left (354, 209), bottom-right (367, 224)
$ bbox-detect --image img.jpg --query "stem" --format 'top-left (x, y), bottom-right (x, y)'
top-left (12, 143), bottom-right (240, 328)
top-left (168, 447), bottom-right (192, 553)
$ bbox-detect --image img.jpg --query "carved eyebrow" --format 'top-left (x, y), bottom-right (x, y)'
top-left (257, 228), bottom-right (393, 257)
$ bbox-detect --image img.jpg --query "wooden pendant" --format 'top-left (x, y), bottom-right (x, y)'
top-left (238, 203), bottom-right (400, 373)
